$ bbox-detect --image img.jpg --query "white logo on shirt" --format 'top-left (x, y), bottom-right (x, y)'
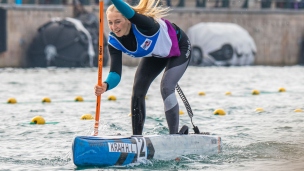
top-left (141, 39), bottom-right (152, 50)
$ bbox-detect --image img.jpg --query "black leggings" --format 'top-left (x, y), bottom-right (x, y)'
top-left (131, 30), bottom-right (191, 135)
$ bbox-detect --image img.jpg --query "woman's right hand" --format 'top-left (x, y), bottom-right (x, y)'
top-left (95, 83), bottom-right (108, 96)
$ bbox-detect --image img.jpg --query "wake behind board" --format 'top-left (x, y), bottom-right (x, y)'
top-left (72, 134), bottom-right (222, 167)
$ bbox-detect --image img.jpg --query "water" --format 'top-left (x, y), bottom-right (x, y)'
top-left (0, 66), bottom-right (304, 171)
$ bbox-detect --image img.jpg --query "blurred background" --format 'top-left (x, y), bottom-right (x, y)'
top-left (1, 1), bottom-right (304, 170)
top-left (0, 0), bottom-right (304, 67)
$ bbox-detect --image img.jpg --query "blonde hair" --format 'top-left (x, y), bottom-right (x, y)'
top-left (106, 4), bottom-right (119, 15)
top-left (106, 0), bottom-right (171, 20)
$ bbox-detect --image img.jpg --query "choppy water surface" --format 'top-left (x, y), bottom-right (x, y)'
top-left (0, 66), bottom-right (303, 171)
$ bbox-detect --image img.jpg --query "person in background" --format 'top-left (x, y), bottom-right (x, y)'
top-left (73, 0), bottom-right (88, 17)
top-left (196, 0), bottom-right (206, 8)
top-left (289, 0), bottom-right (304, 9)
top-left (261, 0), bottom-right (272, 9)
top-left (275, 0), bottom-right (302, 9)
top-left (214, 0), bottom-right (230, 8)
top-left (299, 0), bottom-right (304, 9)
top-left (166, 0), bottom-right (171, 7)
top-left (242, 0), bottom-right (249, 8)
top-left (176, 0), bottom-right (185, 7)
top-left (95, 0), bottom-right (192, 135)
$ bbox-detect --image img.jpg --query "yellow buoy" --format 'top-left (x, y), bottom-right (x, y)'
top-left (255, 108), bottom-right (264, 112)
top-left (128, 113), bottom-right (132, 117)
top-left (80, 114), bottom-right (94, 120)
top-left (213, 109), bottom-right (226, 115)
top-left (278, 87), bottom-right (286, 92)
top-left (108, 95), bottom-right (117, 101)
top-left (294, 109), bottom-right (303, 112)
top-left (225, 91), bottom-right (232, 96)
top-left (7, 98), bottom-right (17, 104)
top-left (31, 116), bottom-right (45, 124)
top-left (75, 96), bottom-right (84, 102)
top-left (198, 91), bottom-right (205, 96)
top-left (252, 89), bottom-right (260, 95)
top-left (42, 97), bottom-right (51, 103)
top-left (179, 110), bottom-right (185, 115)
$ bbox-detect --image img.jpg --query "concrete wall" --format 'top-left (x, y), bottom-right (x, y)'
top-left (0, 4), bottom-right (304, 67)
top-left (167, 8), bottom-right (304, 66)
top-left (0, 5), bottom-right (73, 67)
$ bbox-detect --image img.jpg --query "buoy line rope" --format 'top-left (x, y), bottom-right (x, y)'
top-left (176, 84), bottom-right (200, 134)
top-left (2, 100), bottom-right (96, 104)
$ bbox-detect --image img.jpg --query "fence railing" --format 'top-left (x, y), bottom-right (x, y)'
top-left (1, 0), bottom-right (304, 10)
